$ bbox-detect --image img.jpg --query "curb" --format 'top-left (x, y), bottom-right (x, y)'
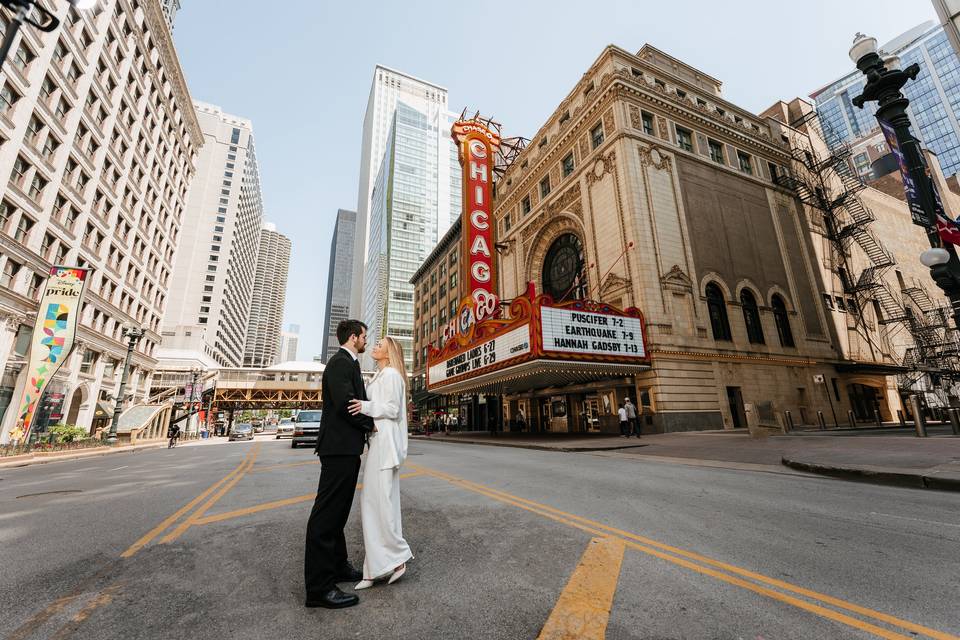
top-left (410, 435), bottom-right (648, 453)
top-left (0, 442), bottom-right (169, 470)
top-left (780, 457), bottom-right (960, 492)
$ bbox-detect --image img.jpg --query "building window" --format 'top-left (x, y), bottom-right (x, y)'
top-left (1, 259), bottom-right (20, 288)
top-left (641, 111), bottom-right (654, 135)
top-left (449, 272), bottom-right (457, 289)
top-left (14, 215), bottom-right (34, 242)
top-left (768, 162), bottom-right (779, 181)
top-left (737, 151), bottom-right (753, 175)
top-left (676, 126), bottom-right (693, 152)
top-left (772, 295), bottom-right (794, 348)
top-left (542, 233), bottom-right (586, 302)
top-left (0, 82), bottom-right (20, 114)
top-left (708, 139), bottom-right (724, 164)
top-left (27, 272), bottom-right (43, 299)
top-left (503, 213), bottom-right (512, 233)
top-left (705, 283), bottom-right (731, 341)
top-left (0, 200), bottom-right (12, 231)
top-left (521, 196), bottom-right (531, 215)
top-left (590, 123), bottom-right (604, 149)
top-left (562, 153), bottom-right (575, 177)
top-left (540, 176), bottom-right (551, 199)
top-left (740, 289), bottom-right (765, 344)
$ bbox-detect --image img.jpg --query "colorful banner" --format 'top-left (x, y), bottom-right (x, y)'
top-left (878, 117), bottom-right (960, 244)
top-left (9, 267), bottom-right (89, 443)
top-left (452, 119), bottom-right (501, 313)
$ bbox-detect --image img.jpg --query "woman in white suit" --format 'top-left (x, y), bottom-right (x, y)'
top-left (347, 336), bottom-right (413, 588)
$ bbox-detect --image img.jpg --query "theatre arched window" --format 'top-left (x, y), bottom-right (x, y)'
top-left (772, 294), bottom-right (794, 348)
top-left (705, 282), bottom-right (731, 341)
top-left (740, 289), bottom-right (765, 344)
top-left (542, 233), bottom-right (586, 302)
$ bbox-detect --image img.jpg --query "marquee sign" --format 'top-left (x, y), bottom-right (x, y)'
top-left (9, 266), bottom-right (89, 443)
top-left (427, 287), bottom-right (648, 390)
top-left (452, 119), bottom-right (500, 313)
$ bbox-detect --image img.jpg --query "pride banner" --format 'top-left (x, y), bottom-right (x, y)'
top-left (9, 267), bottom-right (89, 443)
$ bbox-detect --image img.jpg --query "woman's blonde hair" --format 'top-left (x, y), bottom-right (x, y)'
top-left (381, 336), bottom-right (408, 390)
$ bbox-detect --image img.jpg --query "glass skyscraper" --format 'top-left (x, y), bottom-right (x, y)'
top-left (362, 103), bottom-right (461, 370)
top-left (812, 22), bottom-right (960, 178)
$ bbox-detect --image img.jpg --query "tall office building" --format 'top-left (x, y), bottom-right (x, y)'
top-left (812, 22), bottom-right (960, 178)
top-left (355, 67), bottom-right (461, 368)
top-left (0, 1), bottom-right (201, 441)
top-left (160, 102), bottom-right (263, 368)
top-left (351, 67), bottom-right (459, 329)
top-left (278, 323), bottom-right (299, 363)
top-left (321, 209), bottom-right (356, 362)
top-left (243, 222), bottom-right (291, 367)
top-left (160, 0), bottom-right (181, 30)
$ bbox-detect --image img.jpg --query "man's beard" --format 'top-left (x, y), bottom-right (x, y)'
top-left (356, 342), bottom-right (366, 354)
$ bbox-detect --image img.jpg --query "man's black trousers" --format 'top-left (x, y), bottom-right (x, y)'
top-left (304, 455), bottom-right (362, 597)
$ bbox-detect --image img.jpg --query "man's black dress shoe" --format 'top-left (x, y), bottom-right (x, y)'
top-left (335, 565), bottom-right (363, 583)
top-left (305, 588), bottom-right (359, 609)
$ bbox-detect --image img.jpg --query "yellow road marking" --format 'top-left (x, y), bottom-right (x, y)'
top-left (538, 537), bottom-right (625, 640)
top-left (418, 465), bottom-right (957, 640)
top-left (121, 448), bottom-right (256, 558)
top-left (47, 584), bottom-right (123, 640)
top-left (193, 470), bottom-right (425, 526)
top-left (6, 594), bottom-right (82, 640)
top-left (249, 460), bottom-right (320, 473)
top-left (159, 444), bottom-right (261, 544)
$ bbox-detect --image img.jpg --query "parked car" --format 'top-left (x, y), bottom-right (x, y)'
top-left (276, 418), bottom-right (295, 439)
top-left (291, 410), bottom-right (322, 448)
top-left (229, 423), bottom-right (254, 441)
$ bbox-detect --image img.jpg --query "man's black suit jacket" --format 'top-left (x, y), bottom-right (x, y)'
top-left (315, 348), bottom-right (374, 457)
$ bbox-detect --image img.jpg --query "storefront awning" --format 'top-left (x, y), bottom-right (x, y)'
top-left (429, 359), bottom-right (650, 396)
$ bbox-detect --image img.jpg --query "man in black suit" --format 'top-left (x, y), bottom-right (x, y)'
top-left (304, 319), bottom-right (374, 609)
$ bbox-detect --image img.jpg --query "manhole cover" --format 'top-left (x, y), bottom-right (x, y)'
top-left (16, 490), bottom-right (82, 499)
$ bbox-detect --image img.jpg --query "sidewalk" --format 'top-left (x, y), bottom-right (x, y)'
top-left (411, 430), bottom-right (960, 491)
top-left (0, 435), bottom-right (231, 469)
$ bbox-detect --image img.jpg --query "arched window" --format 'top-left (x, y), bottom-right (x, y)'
top-left (542, 233), bottom-right (586, 302)
top-left (740, 289), bottom-right (765, 344)
top-left (705, 282), bottom-right (731, 341)
top-left (771, 294), bottom-right (794, 348)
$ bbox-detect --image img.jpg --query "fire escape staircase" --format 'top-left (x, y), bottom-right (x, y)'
top-left (777, 119), bottom-right (960, 391)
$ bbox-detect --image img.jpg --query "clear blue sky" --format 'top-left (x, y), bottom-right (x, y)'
top-left (172, 0), bottom-right (938, 361)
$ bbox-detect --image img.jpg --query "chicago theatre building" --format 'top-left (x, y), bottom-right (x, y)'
top-left (410, 44), bottom-right (943, 433)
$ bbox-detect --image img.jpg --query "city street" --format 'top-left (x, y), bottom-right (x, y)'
top-left (1, 437), bottom-right (958, 639)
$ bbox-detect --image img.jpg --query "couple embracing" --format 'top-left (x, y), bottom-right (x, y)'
top-left (304, 320), bottom-right (413, 609)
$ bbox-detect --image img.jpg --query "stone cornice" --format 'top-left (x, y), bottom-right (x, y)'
top-left (139, 0), bottom-right (203, 150)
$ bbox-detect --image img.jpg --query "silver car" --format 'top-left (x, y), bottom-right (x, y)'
top-left (276, 419), bottom-right (295, 439)
top-left (291, 410), bottom-right (322, 448)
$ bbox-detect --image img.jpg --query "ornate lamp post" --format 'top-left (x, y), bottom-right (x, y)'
top-left (0, 1), bottom-right (97, 68)
top-left (107, 324), bottom-right (143, 444)
top-left (848, 33), bottom-right (960, 327)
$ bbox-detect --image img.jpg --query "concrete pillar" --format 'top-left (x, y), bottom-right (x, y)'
top-left (0, 312), bottom-right (24, 377)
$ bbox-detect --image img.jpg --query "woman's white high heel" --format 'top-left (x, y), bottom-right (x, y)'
top-left (354, 579), bottom-right (374, 590)
top-left (387, 564), bottom-right (406, 585)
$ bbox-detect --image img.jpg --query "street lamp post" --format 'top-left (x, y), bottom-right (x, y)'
top-left (849, 33), bottom-right (960, 327)
top-left (107, 324), bottom-right (143, 444)
top-left (0, 1), bottom-right (97, 69)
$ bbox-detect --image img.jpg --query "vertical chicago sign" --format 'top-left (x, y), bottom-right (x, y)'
top-left (452, 119), bottom-right (501, 323)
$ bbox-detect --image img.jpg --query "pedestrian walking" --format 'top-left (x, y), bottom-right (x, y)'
top-left (624, 397), bottom-right (641, 438)
top-left (618, 403), bottom-right (629, 437)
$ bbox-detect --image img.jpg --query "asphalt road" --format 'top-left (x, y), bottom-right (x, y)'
top-left (0, 436), bottom-right (958, 640)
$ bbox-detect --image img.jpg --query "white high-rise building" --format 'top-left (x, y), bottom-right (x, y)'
top-left (159, 102), bottom-right (263, 368)
top-left (353, 66), bottom-right (461, 368)
top-left (352, 67), bottom-right (459, 328)
top-left (0, 1), bottom-right (201, 440)
top-left (279, 323), bottom-right (299, 363)
top-left (244, 222), bottom-right (291, 367)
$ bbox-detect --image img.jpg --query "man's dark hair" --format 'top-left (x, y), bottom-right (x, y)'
top-left (337, 319), bottom-right (367, 345)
